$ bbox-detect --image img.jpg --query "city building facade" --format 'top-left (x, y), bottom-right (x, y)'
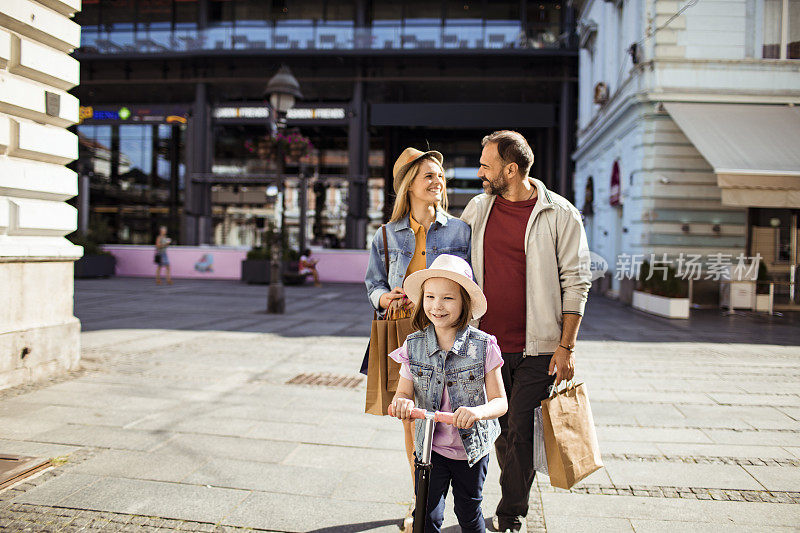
top-left (574, 0), bottom-right (800, 296)
top-left (72, 0), bottom-right (581, 251)
top-left (1, 0), bottom-right (82, 389)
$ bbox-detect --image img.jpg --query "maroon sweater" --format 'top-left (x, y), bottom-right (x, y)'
top-left (480, 195), bottom-right (537, 353)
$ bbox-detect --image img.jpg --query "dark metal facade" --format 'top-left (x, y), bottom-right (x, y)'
top-left (73, 0), bottom-right (579, 248)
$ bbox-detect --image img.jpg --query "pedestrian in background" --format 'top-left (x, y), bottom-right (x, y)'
top-left (461, 130), bottom-right (591, 532)
top-left (389, 254), bottom-right (507, 532)
top-left (364, 147), bottom-right (471, 529)
top-left (154, 225), bottom-right (172, 285)
top-left (299, 248), bottom-right (321, 287)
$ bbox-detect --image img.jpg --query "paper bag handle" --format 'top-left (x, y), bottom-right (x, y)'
top-left (549, 379), bottom-right (577, 398)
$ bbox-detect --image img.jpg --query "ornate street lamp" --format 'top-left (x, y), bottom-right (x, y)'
top-left (266, 65), bottom-right (303, 129)
top-left (264, 65), bottom-right (302, 314)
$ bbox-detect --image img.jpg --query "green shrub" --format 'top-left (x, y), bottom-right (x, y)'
top-left (68, 215), bottom-right (113, 256)
top-left (638, 260), bottom-right (687, 298)
top-left (246, 223), bottom-right (300, 262)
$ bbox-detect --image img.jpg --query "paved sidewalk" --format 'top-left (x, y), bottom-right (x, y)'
top-left (0, 278), bottom-right (799, 532)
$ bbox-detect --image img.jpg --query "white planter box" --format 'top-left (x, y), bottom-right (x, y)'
top-left (632, 290), bottom-right (690, 319)
top-left (755, 293), bottom-right (772, 313)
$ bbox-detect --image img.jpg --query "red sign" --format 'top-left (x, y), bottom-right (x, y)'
top-left (609, 160), bottom-right (621, 206)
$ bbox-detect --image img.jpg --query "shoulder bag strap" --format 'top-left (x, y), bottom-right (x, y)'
top-left (381, 224), bottom-right (395, 320)
top-left (382, 224), bottom-right (390, 273)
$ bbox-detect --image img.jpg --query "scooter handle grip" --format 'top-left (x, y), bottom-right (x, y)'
top-left (434, 411), bottom-right (454, 425)
top-left (387, 405), bottom-right (454, 425)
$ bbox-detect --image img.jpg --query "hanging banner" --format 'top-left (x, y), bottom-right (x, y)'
top-left (609, 160), bottom-right (621, 207)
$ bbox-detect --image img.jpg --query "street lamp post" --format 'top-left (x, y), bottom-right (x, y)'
top-left (265, 65), bottom-right (302, 314)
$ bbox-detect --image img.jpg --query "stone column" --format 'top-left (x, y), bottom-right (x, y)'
top-left (0, 0), bottom-right (83, 389)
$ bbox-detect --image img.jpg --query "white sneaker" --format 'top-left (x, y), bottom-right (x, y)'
top-left (491, 515), bottom-right (523, 532)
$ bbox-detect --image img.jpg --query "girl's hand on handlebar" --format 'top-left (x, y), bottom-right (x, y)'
top-left (390, 397), bottom-right (415, 420)
top-left (452, 406), bottom-right (481, 429)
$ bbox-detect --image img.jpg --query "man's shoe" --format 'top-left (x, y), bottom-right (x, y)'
top-left (491, 515), bottom-right (523, 532)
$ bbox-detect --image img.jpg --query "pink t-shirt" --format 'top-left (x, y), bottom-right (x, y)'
top-left (389, 334), bottom-right (504, 461)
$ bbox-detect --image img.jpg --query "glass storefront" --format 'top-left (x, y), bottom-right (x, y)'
top-left (76, 122), bottom-right (185, 244)
top-left (77, 0), bottom-right (564, 53)
top-left (209, 123), bottom-right (379, 250)
top-left (750, 208), bottom-right (800, 271)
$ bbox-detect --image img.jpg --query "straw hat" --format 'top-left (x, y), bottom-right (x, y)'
top-left (403, 254), bottom-right (487, 320)
top-left (392, 147), bottom-right (444, 193)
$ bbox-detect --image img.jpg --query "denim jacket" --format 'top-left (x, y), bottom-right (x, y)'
top-left (365, 210), bottom-right (471, 314)
top-left (406, 325), bottom-right (501, 466)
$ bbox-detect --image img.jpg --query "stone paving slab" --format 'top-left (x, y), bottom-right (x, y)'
top-left (704, 428), bottom-right (800, 447)
top-left (9, 470), bottom-right (98, 503)
top-left (0, 416), bottom-right (67, 440)
top-left (708, 392), bottom-right (800, 407)
top-left (151, 434), bottom-right (298, 465)
top-left (245, 420), bottom-right (378, 447)
top-left (220, 492), bottom-right (405, 531)
top-left (281, 443), bottom-right (413, 478)
top-left (654, 442), bottom-right (799, 460)
top-left (543, 515), bottom-right (634, 532)
top-left (629, 519), bottom-right (799, 533)
top-left (25, 404), bottom-right (148, 428)
top-left (70, 449), bottom-right (207, 483)
top-left (601, 460), bottom-right (765, 490)
top-left (540, 493), bottom-right (800, 527)
top-left (30, 424), bottom-right (175, 452)
top-left (50, 476), bottom-right (249, 524)
top-left (742, 465), bottom-right (800, 492)
top-left (184, 458), bottom-right (345, 497)
top-left (596, 426), bottom-right (713, 444)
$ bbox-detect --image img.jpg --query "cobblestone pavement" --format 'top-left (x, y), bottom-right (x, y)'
top-left (1, 278), bottom-right (799, 532)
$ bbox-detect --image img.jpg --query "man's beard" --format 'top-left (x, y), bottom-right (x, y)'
top-left (482, 173), bottom-right (509, 197)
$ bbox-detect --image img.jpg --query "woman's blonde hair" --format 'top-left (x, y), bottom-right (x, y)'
top-left (389, 156), bottom-right (448, 223)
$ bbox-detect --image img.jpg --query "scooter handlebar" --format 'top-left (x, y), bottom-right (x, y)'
top-left (387, 405), bottom-right (454, 425)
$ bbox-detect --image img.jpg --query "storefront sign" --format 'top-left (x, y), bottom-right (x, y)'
top-left (609, 160), bottom-right (621, 206)
top-left (286, 107), bottom-right (346, 120)
top-left (213, 107), bottom-right (271, 119)
top-left (79, 105), bottom-right (189, 124)
top-left (213, 105), bottom-right (347, 121)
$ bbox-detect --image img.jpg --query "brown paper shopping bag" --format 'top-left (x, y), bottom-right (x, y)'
top-left (541, 381), bottom-right (603, 489)
top-left (364, 224), bottom-right (418, 415)
top-left (364, 306), bottom-right (414, 415)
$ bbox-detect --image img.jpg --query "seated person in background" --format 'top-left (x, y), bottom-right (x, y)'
top-left (299, 248), bottom-right (321, 287)
top-left (194, 253), bottom-right (214, 273)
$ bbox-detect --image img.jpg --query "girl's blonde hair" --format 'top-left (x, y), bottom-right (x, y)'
top-left (389, 156), bottom-right (448, 223)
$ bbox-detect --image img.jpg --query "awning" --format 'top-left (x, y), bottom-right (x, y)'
top-left (664, 103), bottom-right (800, 208)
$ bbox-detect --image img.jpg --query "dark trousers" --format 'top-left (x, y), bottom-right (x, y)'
top-left (494, 353), bottom-right (555, 523)
top-left (415, 451), bottom-right (490, 533)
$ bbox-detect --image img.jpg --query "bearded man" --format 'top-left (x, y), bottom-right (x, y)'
top-left (461, 130), bottom-right (591, 532)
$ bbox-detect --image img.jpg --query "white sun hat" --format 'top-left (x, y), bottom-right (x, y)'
top-left (403, 254), bottom-right (487, 320)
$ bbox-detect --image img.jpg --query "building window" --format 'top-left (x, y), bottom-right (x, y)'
top-left (763, 0), bottom-right (800, 59)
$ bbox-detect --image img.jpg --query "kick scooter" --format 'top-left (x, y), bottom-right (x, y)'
top-left (388, 405), bottom-right (454, 533)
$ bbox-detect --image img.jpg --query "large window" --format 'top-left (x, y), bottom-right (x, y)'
top-left (763, 0), bottom-right (800, 59)
top-left (77, 123), bottom-right (185, 244)
top-left (77, 0), bottom-right (544, 52)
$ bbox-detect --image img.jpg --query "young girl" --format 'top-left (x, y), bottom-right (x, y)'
top-left (389, 254), bottom-right (508, 533)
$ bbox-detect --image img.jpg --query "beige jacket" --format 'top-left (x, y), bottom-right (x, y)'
top-left (460, 178), bottom-right (592, 356)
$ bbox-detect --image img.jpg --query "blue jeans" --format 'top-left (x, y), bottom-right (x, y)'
top-left (415, 451), bottom-right (489, 533)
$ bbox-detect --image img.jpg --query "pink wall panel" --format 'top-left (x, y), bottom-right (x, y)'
top-left (102, 246), bottom-right (370, 284)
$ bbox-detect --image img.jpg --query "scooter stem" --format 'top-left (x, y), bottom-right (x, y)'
top-left (418, 412), bottom-right (436, 466)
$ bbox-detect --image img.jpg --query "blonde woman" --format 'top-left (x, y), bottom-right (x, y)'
top-left (365, 147), bottom-right (471, 527)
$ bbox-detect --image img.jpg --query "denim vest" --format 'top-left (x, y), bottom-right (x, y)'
top-left (365, 210), bottom-right (471, 314)
top-left (406, 325), bottom-right (501, 466)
